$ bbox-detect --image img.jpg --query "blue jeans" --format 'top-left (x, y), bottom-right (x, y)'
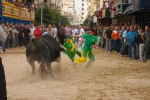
top-left (14, 34), bottom-right (18, 47)
top-left (110, 39), bottom-right (120, 52)
top-left (1, 42), bottom-right (6, 52)
top-left (24, 37), bottom-right (30, 47)
top-left (65, 35), bottom-right (70, 40)
top-left (128, 42), bottom-right (136, 58)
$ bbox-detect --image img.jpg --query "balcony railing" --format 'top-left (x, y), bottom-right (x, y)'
top-left (2, 1), bottom-right (35, 21)
top-left (102, 8), bottom-right (110, 18)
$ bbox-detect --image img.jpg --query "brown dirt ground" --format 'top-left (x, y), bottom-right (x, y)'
top-left (1, 47), bottom-right (150, 100)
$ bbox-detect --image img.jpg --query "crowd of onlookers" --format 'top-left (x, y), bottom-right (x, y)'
top-left (0, 21), bottom-right (150, 63)
top-left (3, 0), bottom-right (35, 11)
top-left (95, 21), bottom-right (150, 63)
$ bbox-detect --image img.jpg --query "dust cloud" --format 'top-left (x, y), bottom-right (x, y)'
top-left (1, 47), bottom-right (150, 100)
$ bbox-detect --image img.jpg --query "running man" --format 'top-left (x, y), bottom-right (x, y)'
top-left (63, 35), bottom-right (81, 62)
top-left (74, 28), bottom-right (98, 68)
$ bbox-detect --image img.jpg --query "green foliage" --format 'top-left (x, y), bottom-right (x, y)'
top-left (83, 18), bottom-right (89, 26)
top-left (35, 4), bottom-right (70, 26)
top-left (60, 16), bottom-right (70, 26)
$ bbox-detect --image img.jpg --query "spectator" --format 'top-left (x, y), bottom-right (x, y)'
top-left (71, 25), bottom-right (78, 45)
top-left (96, 24), bottom-right (103, 48)
top-left (19, 23), bottom-right (24, 47)
top-left (120, 24), bottom-right (125, 55)
top-left (33, 25), bottom-right (41, 38)
top-left (59, 25), bottom-right (65, 45)
top-left (11, 25), bottom-right (18, 47)
top-left (29, 24), bottom-right (35, 39)
top-left (48, 24), bottom-right (55, 38)
top-left (1, 23), bottom-right (8, 53)
top-left (22, 26), bottom-right (30, 48)
top-left (143, 25), bottom-right (150, 63)
top-left (127, 25), bottom-right (137, 59)
top-left (65, 24), bottom-right (72, 40)
top-left (137, 28), bottom-right (145, 61)
top-left (53, 25), bottom-right (58, 40)
top-left (57, 23), bottom-right (61, 42)
top-left (105, 26), bottom-right (112, 51)
top-left (109, 26), bottom-right (120, 53)
top-left (120, 26), bottom-right (129, 57)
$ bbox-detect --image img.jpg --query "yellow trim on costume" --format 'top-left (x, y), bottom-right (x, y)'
top-left (74, 56), bottom-right (87, 64)
top-left (66, 38), bottom-right (75, 52)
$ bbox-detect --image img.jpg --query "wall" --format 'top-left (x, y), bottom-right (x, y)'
top-left (112, 15), bottom-right (135, 25)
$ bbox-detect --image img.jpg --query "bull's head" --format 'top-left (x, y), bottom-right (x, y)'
top-left (31, 39), bottom-right (36, 51)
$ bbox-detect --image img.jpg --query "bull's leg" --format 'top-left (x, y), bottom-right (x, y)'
top-left (27, 58), bottom-right (35, 74)
top-left (39, 63), bottom-right (46, 78)
top-left (47, 64), bottom-right (54, 78)
top-left (56, 57), bottom-right (61, 70)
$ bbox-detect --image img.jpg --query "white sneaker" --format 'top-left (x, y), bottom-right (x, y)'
top-left (96, 47), bottom-right (99, 49)
top-left (138, 59), bottom-right (141, 61)
top-left (1, 51), bottom-right (4, 53)
top-left (108, 51), bottom-right (111, 54)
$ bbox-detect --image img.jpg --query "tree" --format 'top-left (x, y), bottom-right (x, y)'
top-left (60, 16), bottom-right (70, 26)
top-left (83, 18), bottom-right (88, 26)
top-left (35, 4), bottom-right (70, 26)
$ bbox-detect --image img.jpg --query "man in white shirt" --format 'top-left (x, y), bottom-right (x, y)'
top-left (71, 25), bottom-right (78, 45)
top-left (48, 24), bottom-right (55, 38)
top-left (52, 25), bottom-right (58, 40)
top-left (73, 25), bottom-right (85, 52)
top-left (29, 24), bottom-right (35, 39)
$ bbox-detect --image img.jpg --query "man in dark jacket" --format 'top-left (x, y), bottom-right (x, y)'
top-left (143, 25), bottom-right (150, 63)
top-left (59, 25), bottom-right (65, 45)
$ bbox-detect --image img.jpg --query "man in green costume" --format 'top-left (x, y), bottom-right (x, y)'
top-left (73, 28), bottom-right (98, 68)
top-left (63, 35), bottom-right (81, 62)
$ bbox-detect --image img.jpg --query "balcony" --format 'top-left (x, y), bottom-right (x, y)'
top-left (2, 1), bottom-right (35, 21)
top-left (102, 8), bottom-right (110, 18)
top-left (114, 1), bottom-right (132, 15)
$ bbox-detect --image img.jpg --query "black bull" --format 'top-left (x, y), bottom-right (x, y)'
top-left (26, 35), bottom-right (66, 77)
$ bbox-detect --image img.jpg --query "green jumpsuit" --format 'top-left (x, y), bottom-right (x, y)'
top-left (63, 36), bottom-right (81, 62)
top-left (74, 34), bottom-right (98, 68)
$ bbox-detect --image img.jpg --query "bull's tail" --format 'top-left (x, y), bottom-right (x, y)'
top-left (60, 46), bottom-right (68, 52)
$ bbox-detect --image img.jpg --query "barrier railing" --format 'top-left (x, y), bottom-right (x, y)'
top-left (2, 1), bottom-right (35, 21)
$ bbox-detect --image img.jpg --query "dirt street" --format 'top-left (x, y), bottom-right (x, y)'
top-left (1, 47), bottom-right (150, 100)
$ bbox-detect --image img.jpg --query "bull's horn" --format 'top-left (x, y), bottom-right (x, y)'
top-left (60, 46), bottom-right (68, 51)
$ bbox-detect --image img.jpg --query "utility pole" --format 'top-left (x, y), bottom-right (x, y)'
top-left (41, 2), bottom-right (43, 25)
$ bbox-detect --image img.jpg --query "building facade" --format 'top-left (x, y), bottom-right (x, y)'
top-left (88, 0), bottom-right (150, 27)
top-left (81, 0), bottom-right (90, 22)
top-left (61, 0), bottom-right (75, 22)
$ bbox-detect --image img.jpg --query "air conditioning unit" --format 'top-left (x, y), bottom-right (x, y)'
top-left (118, 0), bottom-right (128, 4)
top-left (128, 0), bottom-right (133, 4)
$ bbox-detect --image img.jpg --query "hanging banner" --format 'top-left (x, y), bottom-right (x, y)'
top-left (30, 11), bottom-right (35, 21)
top-left (2, 1), bottom-right (35, 21)
top-left (13, 6), bottom-right (20, 19)
top-left (20, 8), bottom-right (26, 20)
top-left (2, 2), bottom-right (14, 17)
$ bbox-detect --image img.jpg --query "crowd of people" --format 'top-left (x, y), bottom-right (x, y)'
top-left (94, 21), bottom-right (150, 63)
top-left (3, 0), bottom-right (35, 11)
top-left (0, 21), bottom-right (150, 64)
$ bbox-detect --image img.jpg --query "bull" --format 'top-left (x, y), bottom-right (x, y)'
top-left (26, 35), bottom-right (66, 78)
